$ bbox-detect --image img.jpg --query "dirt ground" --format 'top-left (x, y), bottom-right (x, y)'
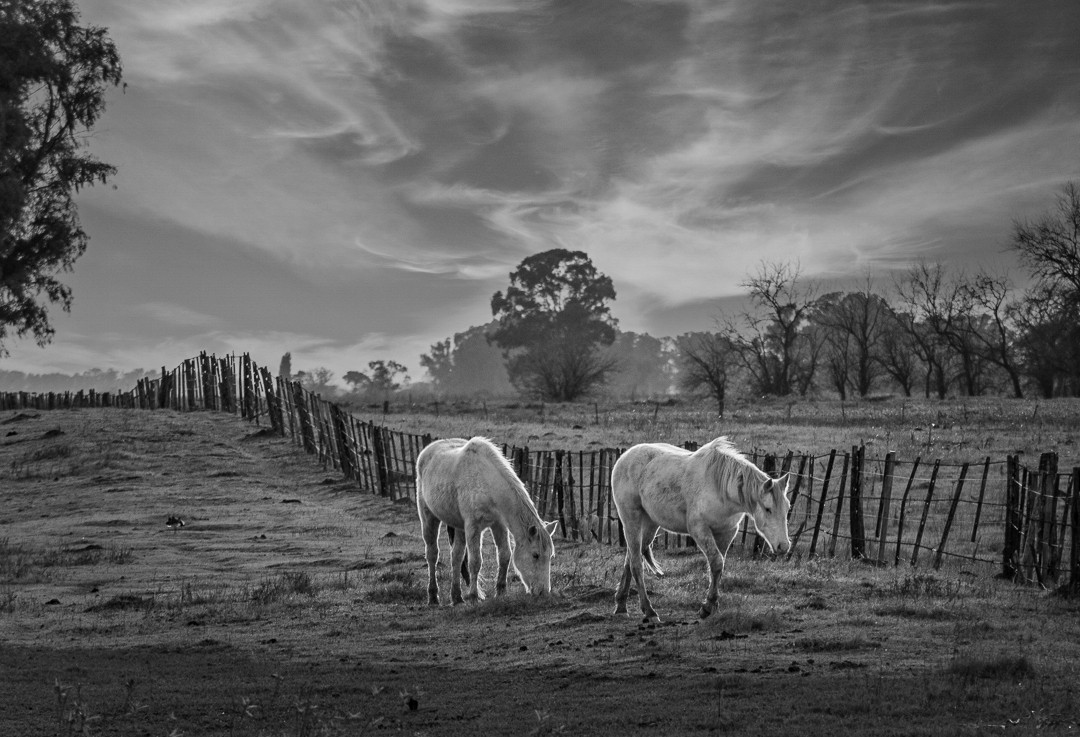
top-left (2, 408), bottom-right (1079, 736)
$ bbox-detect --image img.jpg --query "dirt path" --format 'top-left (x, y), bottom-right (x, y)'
top-left (2, 408), bottom-right (1078, 736)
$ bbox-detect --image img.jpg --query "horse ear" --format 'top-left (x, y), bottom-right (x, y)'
top-left (777, 472), bottom-right (792, 496)
top-left (543, 520), bottom-right (558, 537)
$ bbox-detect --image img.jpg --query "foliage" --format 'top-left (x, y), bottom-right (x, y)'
top-left (419, 323), bottom-right (513, 396)
top-left (489, 249), bottom-right (618, 401)
top-left (0, 0), bottom-right (122, 354)
top-left (296, 367), bottom-right (336, 396)
top-left (343, 360), bottom-right (408, 396)
top-left (603, 331), bottom-right (672, 399)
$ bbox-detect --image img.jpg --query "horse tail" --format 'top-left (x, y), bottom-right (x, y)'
top-left (641, 544), bottom-right (664, 577)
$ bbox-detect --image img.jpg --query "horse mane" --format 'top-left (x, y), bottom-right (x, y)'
top-left (462, 437), bottom-right (542, 523)
top-left (700, 437), bottom-right (763, 509)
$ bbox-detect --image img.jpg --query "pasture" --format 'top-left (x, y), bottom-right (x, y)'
top-left (2, 407), bottom-right (1079, 736)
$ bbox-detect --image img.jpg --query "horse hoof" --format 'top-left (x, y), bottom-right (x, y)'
top-left (698, 606), bottom-right (713, 619)
top-left (613, 605), bottom-right (627, 615)
top-left (427, 598), bottom-right (439, 607)
top-left (642, 614), bottom-right (661, 625)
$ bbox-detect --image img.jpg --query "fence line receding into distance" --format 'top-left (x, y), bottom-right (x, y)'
top-left (2, 351), bottom-right (1077, 593)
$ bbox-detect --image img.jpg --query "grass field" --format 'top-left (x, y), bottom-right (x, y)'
top-left (351, 394), bottom-right (1080, 468)
top-left (2, 405), bottom-right (1079, 735)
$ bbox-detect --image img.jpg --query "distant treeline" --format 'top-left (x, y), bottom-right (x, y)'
top-left (0, 367), bottom-right (158, 393)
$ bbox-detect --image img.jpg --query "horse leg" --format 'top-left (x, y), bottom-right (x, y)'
top-left (691, 522), bottom-right (735, 619)
top-left (449, 527), bottom-right (468, 605)
top-left (419, 505), bottom-right (441, 606)
top-left (446, 526), bottom-right (470, 586)
top-left (614, 551), bottom-right (633, 615)
top-left (634, 519), bottom-right (662, 624)
top-left (613, 506), bottom-right (640, 615)
top-left (463, 526), bottom-right (485, 601)
top-left (491, 524), bottom-right (511, 596)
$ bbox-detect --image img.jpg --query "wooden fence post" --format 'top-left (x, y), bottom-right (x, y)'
top-left (970, 457), bottom-right (991, 544)
top-left (371, 425), bottom-right (390, 496)
top-left (1070, 467), bottom-right (1079, 595)
top-left (292, 382), bottom-right (317, 455)
top-left (1003, 455), bottom-right (1021, 579)
top-left (552, 450), bottom-right (566, 537)
top-left (933, 462), bottom-right (969, 570)
top-left (849, 445), bottom-right (866, 559)
top-left (329, 404), bottom-right (354, 481)
top-left (809, 451), bottom-right (836, 558)
top-left (875, 452), bottom-right (896, 565)
top-left (911, 459), bottom-right (941, 567)
top-left (893, 458), bottom-right (921, 566)
top-left (827, 452), bottom-right (850, 558)
top-left (1040, 453), bottom-right (1060, 583)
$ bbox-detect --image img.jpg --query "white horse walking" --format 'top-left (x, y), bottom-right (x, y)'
top-left (416, 437), bottom-right (557, 605)
top-left (612, 438), bottom-right (792, 623)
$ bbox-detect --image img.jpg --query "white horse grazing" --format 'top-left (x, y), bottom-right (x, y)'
top-left (416, 437), bottom-right (557, 605)
top-left (612, 438), bottom-right (792, 623)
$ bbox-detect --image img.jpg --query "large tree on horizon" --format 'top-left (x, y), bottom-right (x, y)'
top-left (489, 248), bottom-right (618, 401)
top-left (0, 0), bottom-right (122, 356)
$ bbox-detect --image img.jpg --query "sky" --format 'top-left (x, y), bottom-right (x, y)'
top-left (6, 0), bottom-right (1080, 386)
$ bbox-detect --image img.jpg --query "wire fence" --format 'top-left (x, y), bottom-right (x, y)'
top-left (2, 351), bottom-right (1077, 592)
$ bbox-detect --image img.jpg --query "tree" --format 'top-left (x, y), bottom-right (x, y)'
top-left (1011, 283), bottom-right (1080, 397)
top-left (604, 331), bottom-right (671, 399)
top-left (812, 280), bottom-right (890, 398)
top-left (366, 360), bottom-right (408, 394)
top-left (876, 308), bottom-right (921, 397)
top-left (489, 249), bottom-right (618, 401)
top-left (342, 360), bottom-right (408, 398)
top-left (418, 339), bottom-right (452, 389)
top-left (961, 272), bottom-right (1025, 398)
top-left (0, 0), bottom-right (122, 355)
top-left (448, 325), bottom-right (513, 395)
top-left (726, 260), bottom-right (819, 397)
top-left (893, 263), bottom-right (964, 398)
top-left (342, 370), bottom-right (369, 394)
top-left (1011, 182), bottom-right (1080, 297)
top-left (296, 367), bottom-right (336, 396)
top-left (419, 325), bottom-right (514, 395)
top-left (675, 331), bottom-right (736, 416)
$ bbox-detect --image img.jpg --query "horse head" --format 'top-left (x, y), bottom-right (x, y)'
top-left (748, 471), bottom-right (792, 554)
top-left (513, 520), bottom-right (557, 595)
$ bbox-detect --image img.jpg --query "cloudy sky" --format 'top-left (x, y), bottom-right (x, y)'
top-left (6, 0), bottom-right (1080, 384)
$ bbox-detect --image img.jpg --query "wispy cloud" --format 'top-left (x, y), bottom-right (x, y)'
top-left (9, 0), bottom-right (1076, 378)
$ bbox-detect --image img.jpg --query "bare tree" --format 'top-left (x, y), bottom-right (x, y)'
top-left (812, 278), bottom-right (890, 397)
top-left (1011, 182), bottom-right (1080, 296)
top-left (961, 272), bottom-right (1025, 398)
top-left (894, 263), bottom-right (976, 397)
top-left (816, 322), bottom-right (853, 400)
top-left (1010, 283), bottom-right (1080, 397)
top-left (876, 309), bottom-right (921, 397)
top-left (675, 331), bottom-right (737, 416)
top-left (727, 260), bottom-right (819, 397)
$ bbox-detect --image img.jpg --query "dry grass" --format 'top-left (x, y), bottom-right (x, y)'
top-left (357, 394), bottom-right (1080, 467)
top-left (2, 406), bottom-right (1080, 736)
